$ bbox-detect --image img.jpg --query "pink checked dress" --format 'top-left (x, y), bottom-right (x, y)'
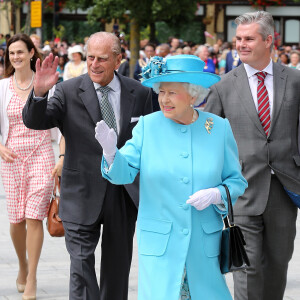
top-left (1, 77), bottom-right (55, 223)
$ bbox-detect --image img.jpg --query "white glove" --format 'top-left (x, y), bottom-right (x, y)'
top-left (95, 120), bottom-right (117, 166)
top-left (186, 187), bottom-right (222, 211)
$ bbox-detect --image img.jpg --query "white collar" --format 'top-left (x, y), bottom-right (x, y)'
top-left (93, 73), bottom-right (119, 92)
top-left (244, 59), bottom-right (273, 78)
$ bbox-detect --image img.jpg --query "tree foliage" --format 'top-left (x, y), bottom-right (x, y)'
top-left (64, 0), bottom-right (198, 30)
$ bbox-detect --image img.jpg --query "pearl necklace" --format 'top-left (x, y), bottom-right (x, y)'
top-left (14, 71), bottom-right (34, 91)
top-left (191, 109), bottom-right (198, 123)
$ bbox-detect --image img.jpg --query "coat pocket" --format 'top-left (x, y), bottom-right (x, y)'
top-left (138, 218), bottom-right (172, 256)
top-left (201, 219), bottom-right (224, 258)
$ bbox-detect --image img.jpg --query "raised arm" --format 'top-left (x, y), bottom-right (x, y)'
top-left (34, 53), bottom-right (59, 97)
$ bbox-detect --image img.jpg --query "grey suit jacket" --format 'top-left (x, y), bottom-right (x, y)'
top-left (205, 63), bottom-right (300, 216)
top-left (23, 72), bottom-right (152, 225)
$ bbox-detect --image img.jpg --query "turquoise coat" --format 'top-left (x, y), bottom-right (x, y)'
top-left (102, 110), bottom-right (247, 300)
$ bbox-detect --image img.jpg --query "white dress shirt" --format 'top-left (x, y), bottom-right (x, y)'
top-left (244, 59), bottom-right (274, 118)
top-left (94, 74), bottom-right (121, 134)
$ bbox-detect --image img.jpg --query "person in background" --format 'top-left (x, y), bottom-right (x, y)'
top-left (210, 44), bottom-right (220, 75)
top-left (279, 52), bottom-right (289, 66)
top-left (56, 54), bottom-right (68, 83)
top-left (29, 34), bottom-right (42, 55)
top-left (169, 37), bottom-right (181, 54)
top-left (156, 43), bottom-right (171, 58)
top-left (175, 47), bottom-right (184, 55)
top-left (0, 47), bottom-right (5, 65)
top-left (42, 44), bottom-right (51, 59)
top-left (284, 45), bottom-right (292, 57)
top-left (0, 61), bottom-right (4, 79)
top-left (0, 33), bottom-right (5, 45)
top-left (0, 33), bottom-right (62, 300)
top-left (134, 43), bottom-right (155, 81)
top-left (182, 46), bottom-right (192, 55)
top-left (63, 45), bottom-right (87, 81)
top-left (95, 54), bottom-right (247, 300)
top-left (225, 37), bottom-right (242, 73)
top-left (58, 40), bottom-right (68, 57)
top-left (195, 45), bottom-right (215, 73)
top-left (23, 31), bottom-right (152, 300)
top-left (117, 47), bottom-right (130, 77)
top-left (205, 11), bottom-right (300, 300)
top-left (1, 34), bottom-right (11, 49)
top-left (288, 50), bottom-right (300, 70)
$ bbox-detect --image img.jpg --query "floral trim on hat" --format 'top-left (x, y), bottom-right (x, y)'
top-left (141, 56), bottom-right (167, 80)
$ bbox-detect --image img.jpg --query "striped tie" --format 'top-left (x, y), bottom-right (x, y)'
top-left (97, 86), bottom-right (118, 134)
top-left (256, 72), bottom-right (271, 136)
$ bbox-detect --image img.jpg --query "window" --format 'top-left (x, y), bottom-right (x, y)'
top-left (285, 19), bottom-right (300, 43)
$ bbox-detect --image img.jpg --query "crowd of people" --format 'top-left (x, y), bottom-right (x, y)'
top-left (1, 28), bottom-right (300, 82)
top-left (0, 9), bottom-right (299, 300)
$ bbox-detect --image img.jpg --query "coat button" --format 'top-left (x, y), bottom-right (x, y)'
top-left (182, 177), bottom-right (189, 184)
top-left (181, 152), bottom-right (189, 158)
top-left (181, 127), bottom-right (187, 133)
top-left (182, 204), bottom-right (189, 210)
top-left (182, 228), bottom-right (189, 235)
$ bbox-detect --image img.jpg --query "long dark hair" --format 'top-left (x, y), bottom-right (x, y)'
top-left (4, 33), bottom-right (42, 78)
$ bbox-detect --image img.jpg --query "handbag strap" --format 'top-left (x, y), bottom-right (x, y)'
top-left (53, 174), bottom-right (61, 196)
top-left (222, 184), bottom-right (234, 226)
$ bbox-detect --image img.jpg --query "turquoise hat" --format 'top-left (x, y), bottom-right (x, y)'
top-left (141, 55), bottom-right (220, 88)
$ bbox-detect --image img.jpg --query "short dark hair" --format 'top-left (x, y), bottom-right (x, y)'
top-left (144, 43), bottom-right (156, 51)
top-left (4, 33), bottom-right (42, 78)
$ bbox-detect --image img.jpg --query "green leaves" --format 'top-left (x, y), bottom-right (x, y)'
top-left (82, 0), bottom-right (197, 28)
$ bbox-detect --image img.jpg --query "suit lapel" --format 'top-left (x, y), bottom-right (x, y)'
top-left (118, 73), bottom-right (135, 145)
top-left (270, 63), bottom-right (286, 135)
top-left (232, 65), bottom-right (266, 136)
top-left (79, 74), bottom-right (101, 125)
top-left (78, 73), bottom-right (137, 143)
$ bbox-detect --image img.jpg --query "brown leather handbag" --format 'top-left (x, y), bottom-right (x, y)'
top-left (47, 175), bottom-right (64, 237)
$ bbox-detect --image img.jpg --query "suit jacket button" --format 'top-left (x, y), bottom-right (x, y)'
top-left (181, 127), bottom-right (187, 133)
top-left (182, 177), bottom-right (189, 184)
top-left (182, 228), bottom-right (189, 235)
top-left (181, 152), bottom-right (189, 158)
top-left (182, 204), bottom-right (189, 210)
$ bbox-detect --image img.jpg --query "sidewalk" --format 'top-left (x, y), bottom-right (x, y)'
top-left (0, 143), bottom-right (299, 299)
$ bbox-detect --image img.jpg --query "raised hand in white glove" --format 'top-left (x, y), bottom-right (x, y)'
top-left (95, 120), bottom-right (117, 166)
top-left (186, 187), bottom-right (222, 211)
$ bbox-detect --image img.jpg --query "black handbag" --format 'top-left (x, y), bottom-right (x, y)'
top-left (220, 184), bottom-right (250, 274)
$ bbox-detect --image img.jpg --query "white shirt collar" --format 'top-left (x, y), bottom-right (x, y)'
top-left (244, 59), bottom-right (273, 78)
top-left (93, 73), bottom-right (120, 92)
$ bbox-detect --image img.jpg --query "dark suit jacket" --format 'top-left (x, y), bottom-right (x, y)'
top-left (225, 50), bottom-right (242, 73)
top-left (23, 72), bottom-right (152, 225)
top-left (205, 63), bottom-right (300, 215)
top-left (118, 60), bottom-right (129, 77)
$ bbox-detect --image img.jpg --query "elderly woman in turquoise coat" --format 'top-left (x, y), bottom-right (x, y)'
top-left (95, 55), bottom-right (248, 300)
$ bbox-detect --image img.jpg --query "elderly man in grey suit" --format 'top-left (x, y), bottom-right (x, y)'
top-left (205, 11), bottom-right (300, 300)
top-left (23, 32), bottom-right (152, 299)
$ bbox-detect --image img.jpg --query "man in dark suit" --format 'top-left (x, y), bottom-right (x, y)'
top-left (225, 36), bottom-right (242, 73)
top-left (205, 11), bottom-right (300, 300)
top-left (23, 32), bottom-right (152, 300)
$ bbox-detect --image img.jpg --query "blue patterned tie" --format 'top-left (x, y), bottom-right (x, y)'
top-left (97, 86), bottom-right (118, 134)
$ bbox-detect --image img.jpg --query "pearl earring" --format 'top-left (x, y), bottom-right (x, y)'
top-left (190, 104), bottom-right (193, 108)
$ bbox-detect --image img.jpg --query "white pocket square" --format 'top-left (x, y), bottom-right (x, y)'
top-left (130, 117), bottom-right (140, 123)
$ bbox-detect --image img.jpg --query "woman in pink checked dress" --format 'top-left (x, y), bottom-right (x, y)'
top-left (0, 34), bottom-right (63, 300)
